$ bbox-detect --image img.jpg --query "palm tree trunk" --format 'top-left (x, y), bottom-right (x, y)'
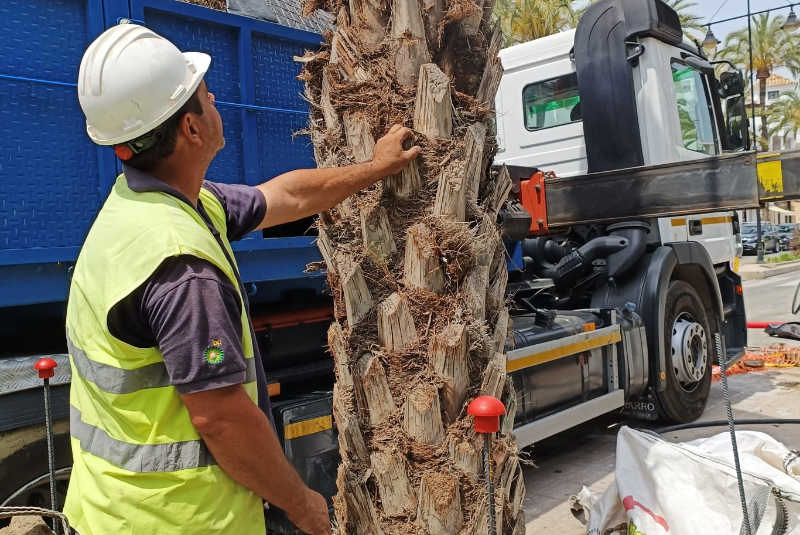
top-left (299, 0), bottom-right (525, 533)
top-left (759, 73), bottom-right (769, 144)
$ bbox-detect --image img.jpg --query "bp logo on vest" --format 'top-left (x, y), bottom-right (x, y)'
top-left (204, 340), bottom-right (225, 364)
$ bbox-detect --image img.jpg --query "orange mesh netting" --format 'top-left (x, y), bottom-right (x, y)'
top-left (712, 344), bottom-right (800, 382)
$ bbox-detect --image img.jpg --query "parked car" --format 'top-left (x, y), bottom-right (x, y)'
top-left (741, 223), bottom-right (781, 254)
top-left (777, 223), bottom-right (800, 251)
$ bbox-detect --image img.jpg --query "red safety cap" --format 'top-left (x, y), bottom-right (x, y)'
top-left (34, 358), bottom-right (58, 379)
top-left (467, 396), bottom-right (506, 434)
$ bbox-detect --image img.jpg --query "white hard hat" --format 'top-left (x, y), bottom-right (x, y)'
top-left (77, 23), bottom-right (211, 146)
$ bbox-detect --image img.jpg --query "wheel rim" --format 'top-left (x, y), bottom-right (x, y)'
top-left (1, 468), bottom-right (71, 509)
top-left (670, 313), bottom-right (708, 391)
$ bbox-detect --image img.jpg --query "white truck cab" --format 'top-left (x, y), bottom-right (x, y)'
top-left (495, 29), bottom-right (742, 265)
top-left (493, 0), bottom-right (751, 427)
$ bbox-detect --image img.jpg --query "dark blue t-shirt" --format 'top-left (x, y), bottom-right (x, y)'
top-left (107, 164), bottom-right (274, 421)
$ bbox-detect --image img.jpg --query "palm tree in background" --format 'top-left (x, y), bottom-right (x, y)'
top-left (716, 13), bottom-right (800, 143)
top-left (493, 0), bottom-right (578, 46)
top-left (768, 92), bottom-right (800, 142)
top-left (664, 0), bottom-right (705, 39)
top-left (496, 0), bottom-right (704, 47)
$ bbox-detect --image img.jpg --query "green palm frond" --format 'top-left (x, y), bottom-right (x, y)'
top-left (664, 0), bottom-right (705, 38)
top-left (715, 13), bottom-right (800, 143)
top-left (768, 92), bottom-right (800, 139)
top-left (494, 0), bottom-right (579, 46)
top-left (715, 14), bottom-right (800, 79)
top-left (496, 0), bottom-right (704, 47)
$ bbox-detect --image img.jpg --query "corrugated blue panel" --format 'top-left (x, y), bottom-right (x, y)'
top-left (210, 106), bottom-right (246, 184)
top-left (143, 7), bottom-right (241, 101)
top-left (252, 34), bottom-right (307, 110)
top-left (1, 0), bottom-right (87, 85)
top-left (1, 0), bottom-right (324, 307)
top-left (256, 111), bottom-right (315, 179)
top-left (0, 0), bottom-right (102, 251)
top-left (252, 33), bottom-right (315, 179)
top-left (142, 7), bottom-right (247, 185)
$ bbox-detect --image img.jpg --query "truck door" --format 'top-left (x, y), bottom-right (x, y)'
top-left (670, 61), bottom-right (737, 264)
top-left (636, 39), bottom-right (737, 265)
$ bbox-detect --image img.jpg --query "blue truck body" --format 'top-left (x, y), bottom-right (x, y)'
top-left (0, 0), bottom-right (327, 315)
top-left (0, 4), bottom-right (341, 526)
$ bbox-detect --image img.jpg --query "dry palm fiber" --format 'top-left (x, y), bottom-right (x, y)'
top-left (297, 0), bottom-right (525, 531)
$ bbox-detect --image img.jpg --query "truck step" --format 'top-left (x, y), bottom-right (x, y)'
top-left (514, 390), bottom-right (625, 449)
top-left (0, 354), bottom-right (70, 396)
top-left (725, 347), bottom-right (745, 367)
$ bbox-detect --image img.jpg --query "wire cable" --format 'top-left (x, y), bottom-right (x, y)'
top-left (709, 0), bottom-right (732, 24)
top-left (717, 333), bottom-right (753, 535)
top-left (657, 419), bottom-right (800, 434)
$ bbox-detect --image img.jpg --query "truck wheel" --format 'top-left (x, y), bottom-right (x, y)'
top-left (657, 280), bottom-right (713, 423)
top-left (0, 424), bottom-right (72, 528)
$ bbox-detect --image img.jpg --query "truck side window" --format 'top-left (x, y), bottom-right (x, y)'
top-left (522, 73), bottom-right (581, 131)
top-left (671, 62), bottom-right (720, 156)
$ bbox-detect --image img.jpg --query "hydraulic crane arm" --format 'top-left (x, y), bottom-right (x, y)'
top-left (508, 150), bottom-right (799, 234)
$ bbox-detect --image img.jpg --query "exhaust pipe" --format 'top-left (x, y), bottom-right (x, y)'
top-left (527, 236), bottom-right (629, 289)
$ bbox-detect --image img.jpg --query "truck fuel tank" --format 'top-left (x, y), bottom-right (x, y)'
top-left (507, 307), bottom-right (647, 435)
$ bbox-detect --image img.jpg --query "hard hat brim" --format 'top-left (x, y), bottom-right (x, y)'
top-left (89, 51), bottom-right (212, 146)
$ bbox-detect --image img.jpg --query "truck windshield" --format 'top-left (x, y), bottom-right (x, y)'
top-left (522, 73), bottom-right (581, 131)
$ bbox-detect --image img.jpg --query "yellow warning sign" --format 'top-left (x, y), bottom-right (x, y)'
top-left (757, 153), bottom-right (784, 199)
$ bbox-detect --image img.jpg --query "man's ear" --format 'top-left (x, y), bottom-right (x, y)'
top-left (179, 113), bottom-right (203, 147)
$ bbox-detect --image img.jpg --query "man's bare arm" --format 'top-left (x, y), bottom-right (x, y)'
top-left (181, 384), bottom-right (331, 535)
top-left (255, 125), bottom-right (420, 229)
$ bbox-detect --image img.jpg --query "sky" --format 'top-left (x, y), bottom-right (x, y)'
top-left (695, 0), bottom-right (796, 44)
top-left (694, 0), bottom-right (797, 78)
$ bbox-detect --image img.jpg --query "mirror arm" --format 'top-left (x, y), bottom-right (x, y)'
top-left (710, 59), bottom-right (738, 71)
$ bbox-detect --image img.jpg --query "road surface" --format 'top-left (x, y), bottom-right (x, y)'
top-left (522, 271), bottom-right (800, 534)
top-left (743, 271), bottom-right (800, 347)
top-left (523, 369), bottom-right (800, 534)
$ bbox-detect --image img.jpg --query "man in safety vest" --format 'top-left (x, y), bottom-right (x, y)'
top-left (64, 23), bottom-right (419, 535)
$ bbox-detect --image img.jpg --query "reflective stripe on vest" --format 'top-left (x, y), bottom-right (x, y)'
top-left (71, 406), bottom-right (216, 472)
top-left (67, 332), bottom-right (257, 394)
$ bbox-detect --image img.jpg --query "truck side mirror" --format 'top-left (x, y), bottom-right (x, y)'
top-left (683, 55), bottom-right (714, 76)
top-left (720, 71), bottom-right (745, 98)
top-left (724, 94), bottom-right (749, 152)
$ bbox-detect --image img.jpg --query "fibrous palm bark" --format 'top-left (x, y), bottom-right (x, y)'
top-left (298, 0), bottom-right (525, 531)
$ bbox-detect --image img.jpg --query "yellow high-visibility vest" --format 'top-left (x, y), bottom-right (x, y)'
top-left (63, 174), bottom-right (263, 535)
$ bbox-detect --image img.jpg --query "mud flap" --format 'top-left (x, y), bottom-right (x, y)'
top-left (622, 387), bottom-right (660, 421)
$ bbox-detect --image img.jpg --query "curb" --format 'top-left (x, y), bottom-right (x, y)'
top-left (740, 259), bottom-right (800, 280)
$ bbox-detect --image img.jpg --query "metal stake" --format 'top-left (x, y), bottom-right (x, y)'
top-left (484, 433), bottom-right (496, 535)
top-left (468, 396), bottom-right (505, 535)
top-left (35, 358), bottom-right (60, 535)
top-left (43, 376), bottom-right (59, 535)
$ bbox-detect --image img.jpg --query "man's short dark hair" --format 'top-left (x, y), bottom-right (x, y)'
top-left (122, 87), bottom-right (204, 171)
